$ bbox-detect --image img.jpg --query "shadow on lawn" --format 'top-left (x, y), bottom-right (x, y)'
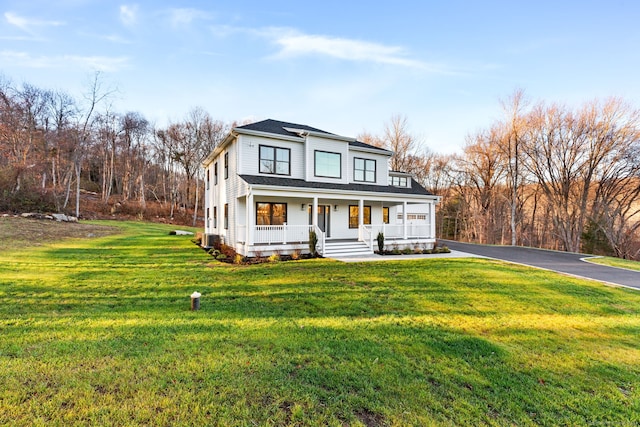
top-left (4, 265), bottom-right (640, 423)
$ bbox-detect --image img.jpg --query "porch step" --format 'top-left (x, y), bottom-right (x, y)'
top-left (323, 240), bottom-right (373, 257)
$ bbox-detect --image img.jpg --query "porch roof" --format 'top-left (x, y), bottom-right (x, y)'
top-left (239, 174), bottom-right (435, 197)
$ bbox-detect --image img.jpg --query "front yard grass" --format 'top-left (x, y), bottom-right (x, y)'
top-left (587, 255), bottom-right (640, 271)
top-left (1, 221), bottom-right (639, 426)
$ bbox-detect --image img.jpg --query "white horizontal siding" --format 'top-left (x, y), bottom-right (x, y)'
top-left (237, 135), bottom-right (304, 179)
top-left (304, 135), bottom-right (349, 184)
top-left (348, 151), bottom-right (390, 186)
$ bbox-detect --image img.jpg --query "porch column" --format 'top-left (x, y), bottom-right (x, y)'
top-left (403, 201), bottom-right (408, 239)
top-left (430, 201), bottom-right (436, 238)
top-left (312, 197), bottom-right (318, 229)
top-left (246, 192), bottom-right (253, 245)
top-left (358, 199), bottom-right (364, 240)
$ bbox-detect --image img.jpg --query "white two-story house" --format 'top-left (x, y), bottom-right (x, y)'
top-left (202, 119), bottom-right (440, 257)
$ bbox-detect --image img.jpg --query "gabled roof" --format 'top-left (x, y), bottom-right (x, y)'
top-left (236, 119), bottom-right (335, 138)
top-left (239, 174), bottom-right (435, 197)
top-left (236, 119), bottom-right (392, 155)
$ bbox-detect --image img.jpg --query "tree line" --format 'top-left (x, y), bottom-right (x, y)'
top-left (361, 92), bottom-right (640, 259)
top-left (0, 73), bottom-right (231, 225)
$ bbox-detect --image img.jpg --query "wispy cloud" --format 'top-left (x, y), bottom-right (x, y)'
top-left (212, 25), bottom-right (454, 73)
top-left (269, 29), bottom-right (424, 67)
top-left (119, 4), bottom-right (138, 27)
top-left (0, 50), bottom-right (129, 72)
top-left (165, 8), bottom-right (212, 28)
top-left (4, 12), bottom-right (64, 35)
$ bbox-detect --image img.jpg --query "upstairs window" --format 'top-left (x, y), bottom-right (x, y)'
top-left (214, 162), bottom-right (218, 185)
top-left (391, 176), bottom-right (408, 187)
top-left (315, 150), bottom-right (341, 178)
top-left (224, 153), bottom-right (229, 179)
top-left (213, 206), bottom-right (218, 228)
top-left (354, 158), bottom-right (376, 183)
top-left (259, 145), bottom-right (291, 175)
top-left (256, 202), bottom-right (287, 225)
top-left (206, 169), bottom-right (210, 189)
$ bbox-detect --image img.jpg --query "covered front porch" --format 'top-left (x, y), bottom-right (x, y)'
top-left (235, 190), bottom-right (437, 257)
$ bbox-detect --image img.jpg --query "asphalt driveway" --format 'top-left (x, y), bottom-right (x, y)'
top-left (442, 240), bottom-right (640, 290)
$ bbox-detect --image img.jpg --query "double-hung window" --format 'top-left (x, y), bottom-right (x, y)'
top-left (259, 145), bottom-right (290, 175)
top-left (214, 162), bottom-right (218, 185)
top-left (224, 204), bottom-right (228, 229)
top-left (354, 158), bottom-right (376, 183)
top-left (213, 206), bottom-right (218, 228)
top-left (349, 205), bottom-right (371, 229)
top-left (224, 153), bottom-right (229, 179)
top-left (256, 202), bottom-right (287, 225)
top-left (314, 150), bottom-right (341, 178)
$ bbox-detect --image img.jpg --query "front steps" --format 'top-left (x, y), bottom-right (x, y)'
top-left (322, 240), bottom-right (373, 257)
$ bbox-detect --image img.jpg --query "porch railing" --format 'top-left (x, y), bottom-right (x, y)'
top-left (361, 224), bottom-right (434, 251)
top-left (367, 224), bottom-right (432, 239)
top-left (360, 225), bottom-right (374, 252)
top-left (253, 224), bottom-right (312, 244)
top-left (313, 225), bottom-right (326, 256)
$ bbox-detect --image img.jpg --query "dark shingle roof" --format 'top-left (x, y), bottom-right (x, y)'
top-left (239, 174), bottom-right (434, 196)
top-left (236, 119), bottom-right (334, 138)
top-left (236, 119), bottom-right (391, 154)
top-left (350, 140), bottom-right (393, 154)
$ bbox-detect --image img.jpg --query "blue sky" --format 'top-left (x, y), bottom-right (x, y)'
top-left (1, 1), bottom-right (639, 153)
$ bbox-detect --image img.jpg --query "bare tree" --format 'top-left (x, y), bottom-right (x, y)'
top-left (498, 89), bottom-right (529, 245)
top-left (457, 128), bottom-right (507, 243)
top-left (70, 72), bottom-right (114, 217)
top-left (382, 114), bottom-right (420, 171)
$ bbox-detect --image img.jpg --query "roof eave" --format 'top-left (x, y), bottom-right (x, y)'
top-left (247, 183), bottom-right (437, 199)
top-left (235, 127), bottom-right (305, 142)
top-left (349, 144), bottom-right (393, 156)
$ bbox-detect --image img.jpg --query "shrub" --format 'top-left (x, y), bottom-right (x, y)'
top-left (268, 253), bottom-right (280, 263)
top-left (422, 249), bottom-right (432, 254)
top-left (220, 243), bottom-right (237, 259)
top-left (376, 232), bottom-right (385, 253)
top-left (402, 247), bottom-right (413, 255)
top-left (216, 253), bottom-right (227, 260)
top-left (309, 230), bottom-right (318, 256)
top-left (290, 249), bottom-right (300, 260)
top-left (234, 254), bottom-right (244, 264)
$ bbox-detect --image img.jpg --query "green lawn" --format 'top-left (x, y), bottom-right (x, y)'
top-left (1, 221), bottom-right (639, 426)
top-left (587, 256), bottom-right (640, 272)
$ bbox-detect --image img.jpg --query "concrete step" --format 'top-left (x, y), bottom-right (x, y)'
top-left (323, 241), bottom-right (373, 256)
